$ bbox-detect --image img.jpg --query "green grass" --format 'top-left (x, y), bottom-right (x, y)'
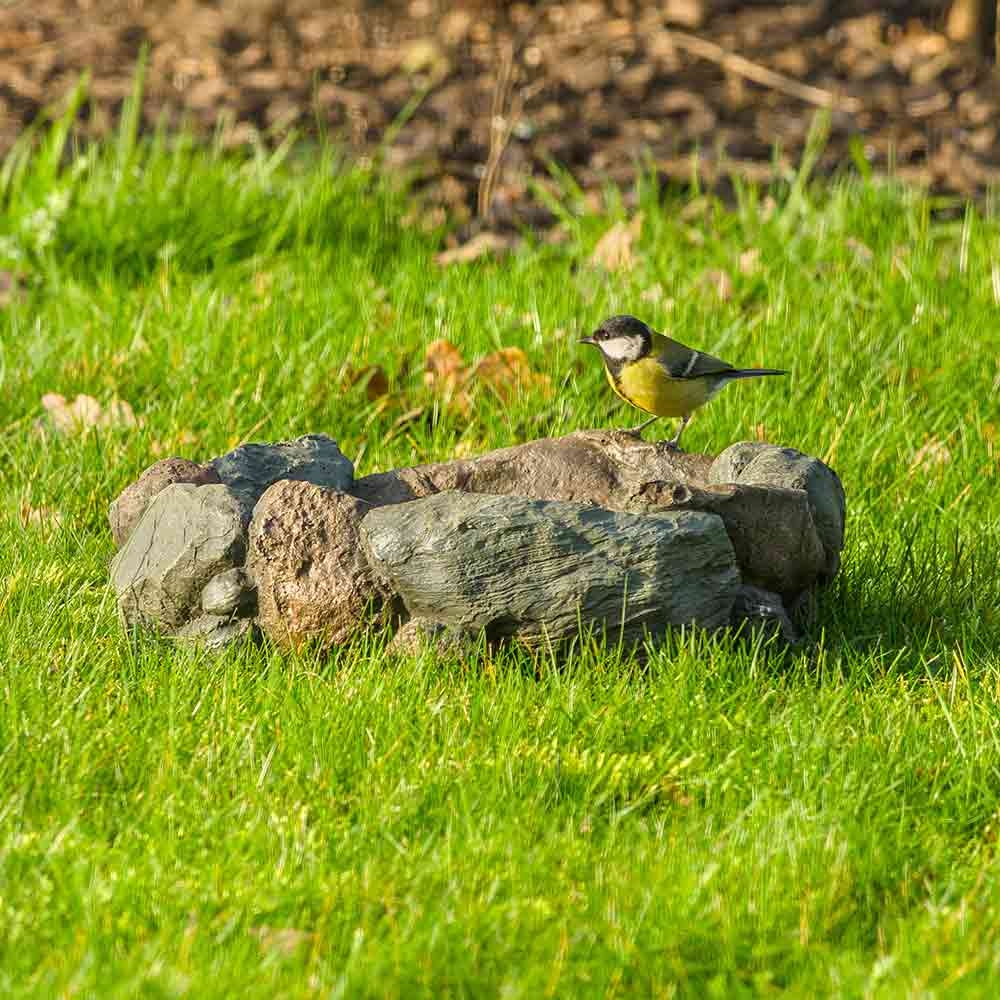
top-left (1, 96), bottom-right (1000, 996)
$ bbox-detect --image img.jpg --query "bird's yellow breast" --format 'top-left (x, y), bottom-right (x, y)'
top-left (606, 358), bottom-right (716, 418)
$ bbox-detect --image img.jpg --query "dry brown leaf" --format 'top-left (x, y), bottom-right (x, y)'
top-left (698, 268), bottom-right (734, 302)
top-left (423, 339), bottom-right (471, 415)
top-left (590, 214), bottom-right (643, 272)
top-left (434, 232), bottom-right (513, 266)
top-left (249, 925), bottom-right (314, 957)
top-left (473, 347), bottom-right (553, 401)
top-left (738, 249), bottom-right (761, 276)
top-left (41, 393), bottom-right (138, 435)
top-left (423, 339), bottom-right (466, 389)
top-left (343, 364), bottom-right (390, 402)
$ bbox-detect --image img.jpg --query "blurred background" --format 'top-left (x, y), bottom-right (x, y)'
top-left (3, 0), bottom-right (1000, 228)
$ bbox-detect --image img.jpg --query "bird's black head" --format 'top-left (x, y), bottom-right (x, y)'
top-left (579, 315), bottom-right (653, 365)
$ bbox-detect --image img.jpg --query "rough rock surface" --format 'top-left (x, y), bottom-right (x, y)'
top-left (175, 614), bottom-right (256, 649)
top-left (627, 480), bottom-right (826, 599)
top-left (708, 443), bottom-right (846, 580)
top-left (212, 434), bottom-right (354, 517)
top-left (389, 619), bottom-right (474, 657)
top-left (361, 492), bottom-right (740, 647)
top-left (111, 483), bottom-right (246, 629)
top-left (109, 431), bottom-right (845, 652)
top-left (109, 457), bottom-right (220, 548)
top-left (731, 585), bottom-right (801, 644)
top-left (351, 431), bottom-right (841, 602)
top-left (201, 566), bottom-right (256, 617)
top-left (352, 430), bottom-right (711, 510)
top-left (246, 480), bottom-right (390, 649)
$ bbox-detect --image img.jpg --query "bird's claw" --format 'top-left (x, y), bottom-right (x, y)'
top-left (655, 439), bottom-right (684, 453)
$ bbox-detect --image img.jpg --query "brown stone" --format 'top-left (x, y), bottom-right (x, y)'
top-left (246, 481), bottom-right (392, 649)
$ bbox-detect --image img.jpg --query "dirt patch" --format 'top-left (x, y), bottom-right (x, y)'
top-left (2, 1), bottom-right (999, 225)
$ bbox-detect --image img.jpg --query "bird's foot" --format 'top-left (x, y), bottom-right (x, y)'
top-left (655, 438), bottom-right (684, 454)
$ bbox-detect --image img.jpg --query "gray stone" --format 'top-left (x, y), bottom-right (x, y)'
top-left (212, 434), bottom-right (353, 516)
top-left (175, 614), bottom-right (255, 649)
top-left (730, 584), bottom-right (800, 644)
top-left (109, 457), bottom-right (220, 548)
top-left (708, 442), bottom-right (845, 580)
top-left (201, 566), bottom-right (256, 617)
top-left (361, 492), bottom-right (740, 647)
top-left (627, 480), bottom-right (826, 599)
top-left (246, 480), bottom-right (392, 649)
top-left (111, 483), bottom-right (246, 629)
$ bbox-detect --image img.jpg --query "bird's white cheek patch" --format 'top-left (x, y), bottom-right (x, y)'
top-left (600, 338), bottom-right (640, 362)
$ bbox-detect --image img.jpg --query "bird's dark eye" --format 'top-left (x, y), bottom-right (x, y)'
top-left (595, 329), bottom-right (606, 341)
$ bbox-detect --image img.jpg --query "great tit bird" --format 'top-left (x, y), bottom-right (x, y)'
top-left (580, 314), bottom-right (785, 449)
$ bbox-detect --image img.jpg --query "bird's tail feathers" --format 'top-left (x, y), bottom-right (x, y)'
top-left (719, 368), bottom-right (786, 380)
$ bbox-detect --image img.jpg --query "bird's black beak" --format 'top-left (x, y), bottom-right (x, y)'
top-left (578, 334), bottom-right (597, 346)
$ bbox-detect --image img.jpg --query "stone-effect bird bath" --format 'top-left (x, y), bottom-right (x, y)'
top-left (109, 431), bottom-right (845, 651)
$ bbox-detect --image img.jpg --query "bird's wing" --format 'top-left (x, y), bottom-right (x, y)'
top-left (652, 332), bottom-right (733, 379)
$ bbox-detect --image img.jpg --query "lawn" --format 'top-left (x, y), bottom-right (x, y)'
top-left (1, 95), bottom-right (1000, 997)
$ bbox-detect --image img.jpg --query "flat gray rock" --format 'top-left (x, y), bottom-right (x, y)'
top-left (111, 483), bottom-right (246, 629)
top-left (211, 434), bottom-right (353, 515)
top-left (361, 492), bottom-right (740, 647)
top-left (109, 457), bottom-right (220, 548)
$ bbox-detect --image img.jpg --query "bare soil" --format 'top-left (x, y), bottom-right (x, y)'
top-left (2, 0), bottom-right (999, 227)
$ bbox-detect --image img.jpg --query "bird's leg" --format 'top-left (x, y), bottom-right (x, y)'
top-left (625, 414), bottom-right (660, 437)
top-left (658, 414), bottom-right (690, 452)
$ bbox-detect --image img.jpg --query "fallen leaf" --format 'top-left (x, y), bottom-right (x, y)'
top-left (423, 339), bottom-right (466, 389)
top-left (434, 232), bottom-right (513, 266)
top-left (249, 925), bottom-right (314, 957)
top-left (590, 214), bottom-right (643, 272)
top-left (698, 268), bottom-right (734, 303)
top-left (738, 249), bottom-right (761, 276)
top-left (343, 364), bottom-right (390, 401)
top-left (474, 347), bottom-right (553, 400)
top-left (423, 339), bottom-right (471, 415)
top-left (41, 393), bottom-right (138, 435)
